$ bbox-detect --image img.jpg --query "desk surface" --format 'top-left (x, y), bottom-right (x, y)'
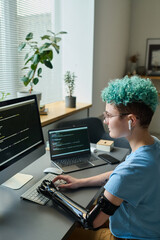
top-left (40, 101), bottom-right (92, 127)
top-left (0, 147), bottom-right (129, 240)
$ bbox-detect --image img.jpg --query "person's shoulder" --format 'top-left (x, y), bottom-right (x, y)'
top-left (114, 149), bottom-right (152, 175)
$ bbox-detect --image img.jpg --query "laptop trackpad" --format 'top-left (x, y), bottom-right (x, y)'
top-left (76, 162), bottom-right (93, 168)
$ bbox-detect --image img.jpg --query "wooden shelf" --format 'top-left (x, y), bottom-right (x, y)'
top-left (141, 75), bottom-right (160, 80)
top-left (40, 101), bottom-right (92, 127)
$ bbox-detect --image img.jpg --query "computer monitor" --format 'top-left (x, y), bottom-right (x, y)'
top-left (0, 95), bottom-right (45, 189)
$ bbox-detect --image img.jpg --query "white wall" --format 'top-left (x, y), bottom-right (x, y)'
top-left (59, 0), bottom-right (131, 117)
top-left (60, 0), bottom-right (94, 104)
top-left (128, 0), bottom-right (160, 66)
top-left (128, 0), bottom-right (160, 135)
top-left (90, 0), bottom-right (131, 117)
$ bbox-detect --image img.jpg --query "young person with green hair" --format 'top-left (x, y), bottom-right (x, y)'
top-left (53, 75), bottom-right (160, 240)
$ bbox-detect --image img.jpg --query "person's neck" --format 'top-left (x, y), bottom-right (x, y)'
top-left (127, 127), bottom-right (154, 152)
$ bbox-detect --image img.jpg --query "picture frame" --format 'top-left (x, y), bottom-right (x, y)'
top-left (145, 38), bottom-right (160, 76)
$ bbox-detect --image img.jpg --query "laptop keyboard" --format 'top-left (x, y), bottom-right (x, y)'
top-left (21, 173), bottom-right (65, 205)
top-left (54, 155), bottom-right (98, 167)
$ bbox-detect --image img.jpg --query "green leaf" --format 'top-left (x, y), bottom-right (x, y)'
top-left (52, 43), bottom-right (60, 54)
top-left (40, 50), bottom-right (53, 62)
top-left (18, 42), bottom-right (26, 51)
top-left (54, 37), bottom-right (61, 43)
top-left (30, 43), bottom-right (38, 49)
top-left (39, 46), bottom-right (45, 52)
top-left (33, 78), bottom-right (39, 85)
top-left (25, 55), bottom-right (34, 65)
top-left (20, 76), bottom-right (30, 86)
top-left (39, 43), bottom-right (51, 52)
top-left (46, 50), bottom-right (53, 61)
top-left (25, 32), bottom-right (33, 41)
top-left (41, 35), bottom-right (50, 40)
top-left (37, 68), bottom-right (42, 76)
top-left (21, 66), bottom-right (29, 70)
top-left (44, 60), bottom-right (53, 69)
top-left (27, 70), bottom-right (34, 79)
top-left (33, 54), bottom-right (40, 64)
top-left (31, 64), bottom-right (37, 70)
top-left (30, 41), bottom-right (38, 44)
top-left (43, 42), bottom-right (52, 48)
top-left (57, 31), bottom-right (67, 35)
top-left (24, 53), bottom-right (29, 60)
top-left (47, 30), bottom-right (55, 35)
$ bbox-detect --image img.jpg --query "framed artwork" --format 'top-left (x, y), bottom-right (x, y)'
top-left (145, 38), bottom-right (160, 75)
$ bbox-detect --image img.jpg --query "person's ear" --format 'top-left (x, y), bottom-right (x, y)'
top-left (127, 114), bottom-right (137, 130)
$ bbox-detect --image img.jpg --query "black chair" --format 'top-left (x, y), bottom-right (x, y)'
top-left (56, 117), bottom-right (131, 151)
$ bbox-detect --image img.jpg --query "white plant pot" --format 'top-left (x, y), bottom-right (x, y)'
top-left (17, 91), bottom-right (42, 109)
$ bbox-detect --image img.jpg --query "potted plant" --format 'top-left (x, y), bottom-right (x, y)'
top-left (18, 30), bottom-right (67, 107)
top-left (129, 54), bottom-right (139, 75)
top-left (64, 71), bottom-right (76, 108)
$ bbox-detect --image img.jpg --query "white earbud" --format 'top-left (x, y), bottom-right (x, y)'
top-left (128, 120), bottom-right (132, 131)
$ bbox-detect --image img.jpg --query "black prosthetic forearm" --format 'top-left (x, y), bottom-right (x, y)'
top-left (37, 180), bottom-right (89, 228)
top-left (38, 180), bottom-right (119, 230)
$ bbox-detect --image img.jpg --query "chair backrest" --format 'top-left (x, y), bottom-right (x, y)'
top-left (56, 117), bottom-right (131, 151)
top-left (56, 117), bottom-right (105, 143)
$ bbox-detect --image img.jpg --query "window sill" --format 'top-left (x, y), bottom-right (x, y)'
top-left (40, 101), bottom-right (92, 127)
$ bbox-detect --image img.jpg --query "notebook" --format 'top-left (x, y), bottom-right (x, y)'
top-left (48, 126), bottom-right (107, 173)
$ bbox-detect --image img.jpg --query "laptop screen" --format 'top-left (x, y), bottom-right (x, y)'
top-left (48, 126), bottom-right (90, 160)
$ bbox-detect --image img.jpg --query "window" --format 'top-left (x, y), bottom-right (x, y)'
top-left (0, 0), bottom-right (62, 104)
top-left (0, 0), bottom-right (94, 105)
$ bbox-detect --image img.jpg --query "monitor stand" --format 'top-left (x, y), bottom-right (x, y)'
top-left (2, 173), bottom-right (33, 190)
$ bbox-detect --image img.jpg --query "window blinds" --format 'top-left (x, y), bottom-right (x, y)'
top-left (0, 0), bottom-right (62, 104)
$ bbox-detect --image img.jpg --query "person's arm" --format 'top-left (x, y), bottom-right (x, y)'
top-left (53, 171), bottom-right (113, 189)
top-left (92, 190), bottom-right (123, 228)
top-left (39, 172), bottom-right (123, 230)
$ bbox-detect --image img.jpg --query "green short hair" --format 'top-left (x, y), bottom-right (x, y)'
top-left (101, 75), bottom-right (158, 112)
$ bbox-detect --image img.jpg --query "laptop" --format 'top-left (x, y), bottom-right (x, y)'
top-left (48, 126), bottom-right (107, 173)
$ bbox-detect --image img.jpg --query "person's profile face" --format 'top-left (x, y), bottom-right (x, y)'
top-left (104, 104), bottom-right (130, 139)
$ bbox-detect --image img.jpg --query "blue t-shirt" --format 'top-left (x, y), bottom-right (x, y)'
top-left (104, 137), bottom-right (160, 240)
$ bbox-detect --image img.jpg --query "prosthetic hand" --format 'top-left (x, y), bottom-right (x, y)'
top-left (37, 180), bottom-right (119, 230)
top-left (38, 179), bottom-right (89, 228)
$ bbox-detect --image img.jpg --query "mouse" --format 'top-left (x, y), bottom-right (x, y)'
top-left (43, 167), bottom-right (63, 175)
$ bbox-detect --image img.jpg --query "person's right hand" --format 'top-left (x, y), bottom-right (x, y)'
top-left (52, 175), bottom-right (83, 189)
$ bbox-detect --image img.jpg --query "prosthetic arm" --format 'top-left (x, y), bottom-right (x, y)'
top-left (38, 180), bottom-right (119, 230)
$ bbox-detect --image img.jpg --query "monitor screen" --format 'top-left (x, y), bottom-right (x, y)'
top-left (48, 126), bottom-right (90, 160)
top-left (0, 95), bottom-right (45, 185)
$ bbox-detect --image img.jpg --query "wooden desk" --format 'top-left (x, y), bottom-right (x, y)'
top-left (0, 147), bottom-right (129, 240)
top-left (40, 101), bottom-right (92, 127)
